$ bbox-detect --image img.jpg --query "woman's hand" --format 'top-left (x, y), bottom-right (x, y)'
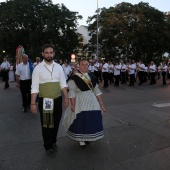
top-left (99, 102), bottom-right (106, 112)
top-left (71, 105), bottom-right (75, 112)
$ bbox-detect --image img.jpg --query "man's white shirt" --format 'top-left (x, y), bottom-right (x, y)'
top-left (1, 61), bottom-right (10, 70)
top-left (31, 60), bottom-right (67, 94)
top-left (15, 62), bottom-right (31, 80)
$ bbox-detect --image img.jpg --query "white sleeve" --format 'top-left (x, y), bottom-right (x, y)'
top-left (93, 84), bottom-right (102, 96)
top-left (68, 80), bottom-right (76, 98)
top-left (59, 67), bottom-right (68, 89)
top-left (31, 67), bottom-right (40, 94)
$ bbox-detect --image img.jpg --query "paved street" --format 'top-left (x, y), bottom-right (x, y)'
top-left (1, 79), bottom-right (170, 170)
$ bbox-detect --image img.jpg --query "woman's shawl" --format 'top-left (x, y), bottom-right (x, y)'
top-left (69, 71), bottom-right (97, 91)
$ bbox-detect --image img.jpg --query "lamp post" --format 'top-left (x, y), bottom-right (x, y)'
top-left (96, 0), bottom-right (99, 60)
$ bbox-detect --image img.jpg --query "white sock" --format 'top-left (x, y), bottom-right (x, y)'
top-left (79, 141), bottom-right (85, 146)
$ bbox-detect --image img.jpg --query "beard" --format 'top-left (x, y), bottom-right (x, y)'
top-left (44, 57), bottom-right (53, 62)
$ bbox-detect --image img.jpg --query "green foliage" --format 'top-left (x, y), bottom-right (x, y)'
top-left (87, 2), bottom-right (170, 62)
top-left (0, 0), bottom-right (82, 61)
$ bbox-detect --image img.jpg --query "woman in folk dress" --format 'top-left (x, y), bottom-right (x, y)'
top-left (63, 59), bottom-right (106, 147)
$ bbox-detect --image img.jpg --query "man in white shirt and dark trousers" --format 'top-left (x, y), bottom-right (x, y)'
top-left (149, 61), bottom-right (156, 85)
top-left (137, 60), bottom-right (145, 86)
top-left (15, 54), bottom-right (33, 112)
top-left (0, 57), bottom-right (10, 89)
top-left (113, 61), bottom-right (121, 87)
top-left (62, 61), bottom-right (72, 81)
top-left (93, 59), bottom-right (100, 83)
top-left (102, 60), bottom-right (109, 88)
top-left (128, 60), bottom-right (136, 86)
top-left (120, 60), bottom-right (127, 84)
top-left (31, 44), bottom-right (68, 157)
top-left (161, 61), bottom-right (168, 85)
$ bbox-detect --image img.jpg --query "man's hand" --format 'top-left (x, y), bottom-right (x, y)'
top-left (16, 82), bottom-right (20, 88)
top-left (31, 105), bottom-right (37, 114)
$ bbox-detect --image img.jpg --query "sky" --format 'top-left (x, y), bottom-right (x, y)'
top-left (0, 0), bottom-right (169, 26)
top-left (52, 0), bottom-right (170, 25)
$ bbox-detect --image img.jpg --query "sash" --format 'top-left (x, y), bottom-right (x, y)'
top-left (39, 82), bottom-right (61, 99)
top-left (70, 72), bottom-right (96, 91)
top-left (39, 82), bottom-right (61, 128)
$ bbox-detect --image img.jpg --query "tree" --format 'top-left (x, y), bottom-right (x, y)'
top-left (87, 2), bottom-right (170, 62)
top-left (0, 0), bottom-right (82, 61)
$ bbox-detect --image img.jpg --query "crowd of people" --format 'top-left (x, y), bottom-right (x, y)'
top-left (1, 57), bottom-right (170, 90)
top-left (0, 48), bottom-right (169, 157)
top-left (60, 59), bottom-right (170, 88)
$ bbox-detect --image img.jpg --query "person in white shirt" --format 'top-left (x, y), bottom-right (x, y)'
top-left (15, 54), bottom-right (33, 112)
top-left (30, 44), bottom-right (68, 157)
top-left (0, 57), bottom-right (10, 89)
top-left (167, 63), bottom-right (170, 79)
top-left (62, 61), bottom-right (72, 81)
top-left (120, 60), bottom-right (127, 84)
top-left (161, 61), bottom-right (168, 85)
top-left (127, 60), bottom-right (136, 86)
top-left (108, 61), bottom-right (114, 84)
top-left (113, 61), bottom-right (121, 87)
top-left (143, 64), bottom-right (148, 83)
top-left (88, 62), bottom-right (94, 74)
top-left (149, 61), bottom-right (156, 85)
top-left (137, 60), bottom-right (145, 85)
top-left (102, 60), bottom-right (109, 88)
top-left (98, 60), bottom-right (103, 82)
top-left (33, 57), bottom-right (41, 67)
top-left (93, 59), bottom-right (100, 83)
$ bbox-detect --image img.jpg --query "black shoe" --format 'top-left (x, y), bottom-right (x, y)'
top-left (85, 141), bottom-right (90, 145)
top-left (46, 149), bottom-right (56, 157)
top-left (23, 108), bottom-right (27, 112)
top-left (52, 144), bottom-right (58, 151)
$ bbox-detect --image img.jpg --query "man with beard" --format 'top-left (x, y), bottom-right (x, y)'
top-left (30, 44), bottom-right (68, 157)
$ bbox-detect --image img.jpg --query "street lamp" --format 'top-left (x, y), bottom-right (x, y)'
top-left (96, 0), bottom-right (99, 60)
